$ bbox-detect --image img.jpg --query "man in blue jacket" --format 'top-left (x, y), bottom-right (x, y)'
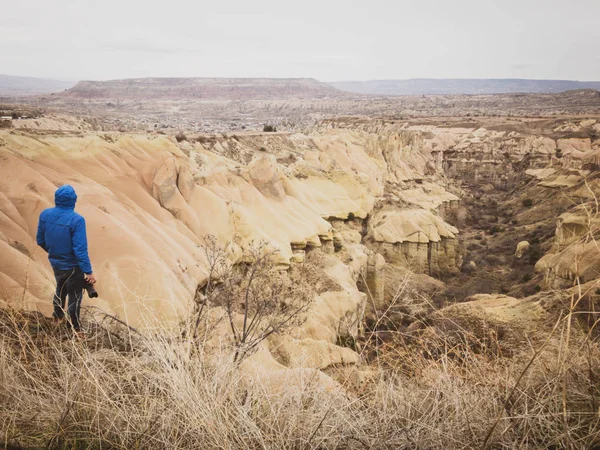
top-left (36, 185), bottom-right (96, 333)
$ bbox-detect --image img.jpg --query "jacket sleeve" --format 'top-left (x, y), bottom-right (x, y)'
top-left (72, 216), bottom-right (93, 274)
top-left (36, 213), bottom-right (48, 252)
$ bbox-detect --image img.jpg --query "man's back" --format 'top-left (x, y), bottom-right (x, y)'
top-left (37, 185), bottom-right (92, 275)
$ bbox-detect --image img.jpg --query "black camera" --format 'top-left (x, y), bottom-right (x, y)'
top-left (85, 282), bottom-right (98, 298)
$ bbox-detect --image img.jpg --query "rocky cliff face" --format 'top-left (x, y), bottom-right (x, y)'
top-left (536, 207), bottom-right (600, 288)
top-left (410, 117), bottom-right (600, 300)
top-left (0, 121), bottom-right (464, 374)
top-left (3, 115), bottom-right (599, 380)
top-left (366, 209), bottom-right (462, 276)
top-left (420, 120), bottom-right (599, 190)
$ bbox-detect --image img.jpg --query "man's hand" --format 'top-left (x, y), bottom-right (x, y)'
top-left (85, 273), bottom-right (97, 284)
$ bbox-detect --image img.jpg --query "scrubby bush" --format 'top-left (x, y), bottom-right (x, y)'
top-left (175, 132), bottom-right (188, 143)
top-left (483, 254), bottom-right (503, 266)
top-left (522, 198), bottom-right (533, 208)
top-left (196, 237), bottom-right (311, 363)
top-left (490, 225), bottom-right (505, 234)
top-left (528, 247), bottom-right (542, 264)
top-left (461, 262), bottom-right (476, 273)
top-left (263, 125), bottom-right (277, 132)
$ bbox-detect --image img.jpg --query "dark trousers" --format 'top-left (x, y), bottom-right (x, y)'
top-left (52, 266), bottom-right (85, 330)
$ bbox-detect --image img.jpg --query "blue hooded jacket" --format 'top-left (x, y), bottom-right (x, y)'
top-left (36, 185), bottom-right (93, 274)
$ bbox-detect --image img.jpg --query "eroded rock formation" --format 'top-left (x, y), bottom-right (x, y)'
top-left (0, 121), bottom-right (465, 375)
top-left (366, 209), bottom-right (461, 276)
top-left (2, 115), bottom-right (599, 381)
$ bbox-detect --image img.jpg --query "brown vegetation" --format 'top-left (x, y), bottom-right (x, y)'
top-left (2, 272), bottom-right (600, 449)
top-left (194, 237), bottom-right (312, 363)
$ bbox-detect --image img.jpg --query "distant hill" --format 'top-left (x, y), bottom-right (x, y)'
top-left (0, 74), bottom-right (75, 96)
top-left (329, 79), bottom-right (600, 96)
top-left (63, 77), bottom-right (345, 100)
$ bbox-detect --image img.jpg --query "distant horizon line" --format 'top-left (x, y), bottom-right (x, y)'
top-left (2, 73), bottom-right (600, 84)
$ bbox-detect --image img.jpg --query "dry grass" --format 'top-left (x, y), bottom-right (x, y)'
top-left (1, 297), bottom-right (600, 450)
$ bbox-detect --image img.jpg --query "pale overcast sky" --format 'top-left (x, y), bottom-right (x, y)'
top-left (1, 0), bottom-right (599, 82)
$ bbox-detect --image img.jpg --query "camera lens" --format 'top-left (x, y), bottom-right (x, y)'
top-left (85, 283), bottom-right (98, 298)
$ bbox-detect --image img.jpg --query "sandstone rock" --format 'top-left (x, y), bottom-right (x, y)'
top-left (369, 209), bottom-right (458, 244)
top-left (529, 136), bottom-right (556, 154)
top-left (437, 294), bottom-right (544, 324)
top-left (248, 155), bottom-right (286, 201)
top-left (332, 229), bottom-right (344, 251)
top-left (320, 240), bottom-right (335, 254)
top-left (367, 209), bottom-right (461, 275)
top-left (269, 335), bottom-right (359, 370)
top-left (515, 241), bottom-right (530, 258)
top-left (0, 131), bottom-right (367, 325)
top-left (291, 249), bottom-right (306, 263)
top-left (397, 183), bottom-right (459, 211)
top-left (557, 138), bottom-right (592, 155)
top-left (555, 211), bottom-right (600, 249)
top-left (582, 149), bottom-right (600, 167)
top-left (152, 157), bottom-right (181, 210)
top-left (385, 264), bottom-right (444, 302)
top-left (302, 290), bottom-right (367, 343)
top-left (534, 206), bottom-right (600, 289)
top-left (536, 240), bottom-right (600, 288)
top-left (9, 116), bottom-right (600, 392)
top-left (176, 164), bottom-right (195, 201)
top-left (526, 168), bottom-right (556, 180)
top-left (364, 253), bottom-right (386, 310)
top-left (538, 174), bottom-right (583, 188)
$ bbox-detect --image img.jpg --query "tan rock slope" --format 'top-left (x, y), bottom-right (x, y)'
top-left (2, 115), bottom-right (600, 377)
top-left (0, 124), bottom-right (458, 340)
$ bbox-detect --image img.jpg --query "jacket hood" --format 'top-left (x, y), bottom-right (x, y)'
top-left (54, 185), bottom-right (77, 208)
